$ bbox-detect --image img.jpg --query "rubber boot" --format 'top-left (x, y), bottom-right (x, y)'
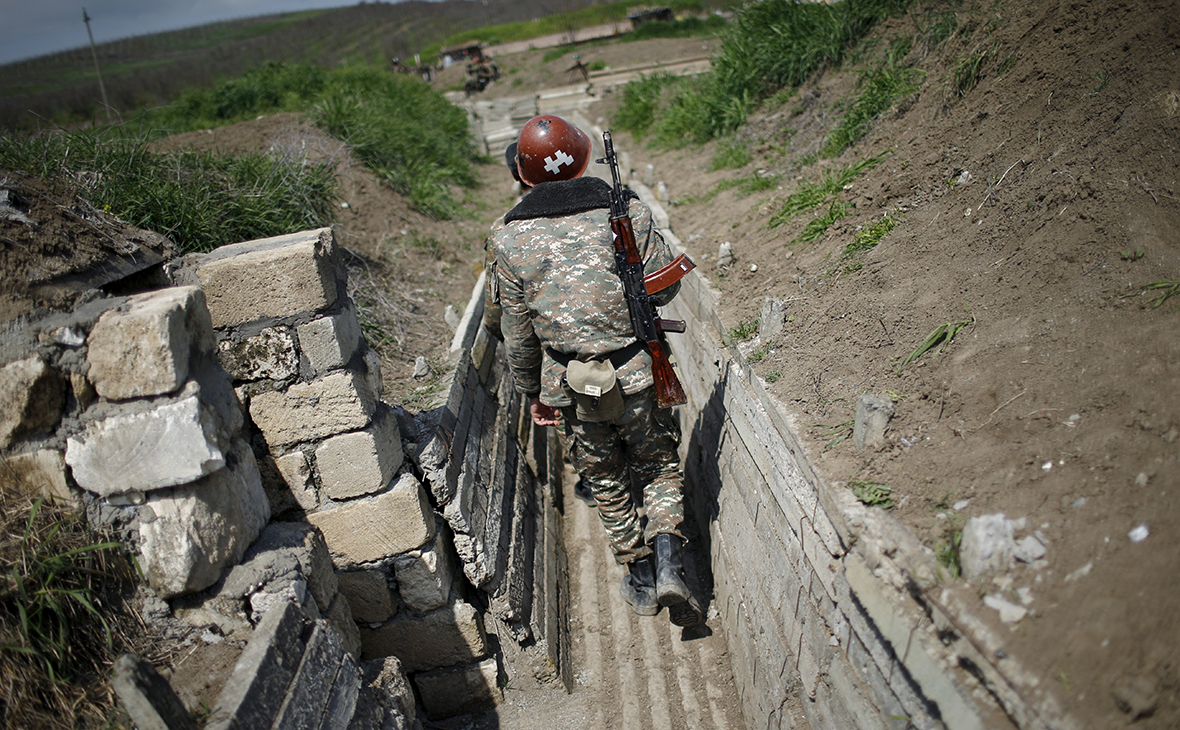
top-left (655, 534), bottom-right (704, 627)
top-left (620, 554), bottom-right (659, 616)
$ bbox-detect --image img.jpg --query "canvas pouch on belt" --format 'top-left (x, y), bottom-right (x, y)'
top-left (564, 359), bottom-right (625, 422)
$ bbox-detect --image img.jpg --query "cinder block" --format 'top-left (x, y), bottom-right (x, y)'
top-left (217, 326), bottom-right (298, 383)
top-left (0, 355), bottom-right (66, 448)
top-left (205, 601), bottom-right (307, 730)
top-left (414, 657), bottom-right (500, 719)
top-left (65, 381), bottom-right (229, 496)
top-left (85, 286), bottom-right (213, 401)
top-left (111, 653), bottom-right (197, 730)
top-left (195, 227), bottom-right (339, 328)
top-left (297, 303), bottom-right (362, 375)
top-left (394, 526), bottom-right (455, 612)
top-left (249, 370), bottom-right (375, 446)
top-left (358, 597), bottom-right (487, 672)
top-left (3, 449), bottom-right (77, 505)
top-left (307, 472), bottom-right (435, 567)
top-left (337, 568), bottom-right (395, 624)
top-left (315, 405), bottom-right (404, 500)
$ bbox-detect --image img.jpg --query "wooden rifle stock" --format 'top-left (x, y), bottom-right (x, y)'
top-left (601, 129), bottom-right (688, 408)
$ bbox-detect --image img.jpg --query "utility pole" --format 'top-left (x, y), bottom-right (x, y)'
top-left (82, 8), bottom-right (112, 121)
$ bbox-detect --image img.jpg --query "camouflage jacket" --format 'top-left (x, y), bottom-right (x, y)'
top-left (486, 176), bottom-right (679, 406)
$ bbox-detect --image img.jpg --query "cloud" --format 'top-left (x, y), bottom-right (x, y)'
top-left (0, 0), bottom-right (358, 66)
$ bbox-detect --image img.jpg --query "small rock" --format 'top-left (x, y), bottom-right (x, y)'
top-left (717, 241), bottom-right (734, 269)
top-left (956, 170), bottom-right (973, 185)
top-left (853, 394), bottom-right (894, 452)
top-left (444, 305), bottom-right (460, 332)
top-left (1112, 675), bottom-right (1159, 720)
top-left (1064, 561), bottom-right (1093, 582)
top-left (412, 356), bottom-right (433, 380)
top-left (983, 594), bottom-right (1027, 624)
top-left (960, 513), bottom-right (1016, 580)
top-left (1129, 523), bottom-right (1149, 543)
top-left (953, 499), bottom-right (971, 511)
top-left (1016, 534), bottom-right (1046, 562)
top-left (1135, 472), bottom-right (1149, 487)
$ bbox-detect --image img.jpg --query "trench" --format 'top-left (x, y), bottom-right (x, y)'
top-left (435, 101), bottom-right (1069, 730)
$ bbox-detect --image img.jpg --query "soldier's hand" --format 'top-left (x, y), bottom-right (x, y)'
top-left (529, 397), bottom-right (559, 427)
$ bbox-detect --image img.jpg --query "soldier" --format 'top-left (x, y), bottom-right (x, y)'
top-left (485, 115), bottom-right (702, 627)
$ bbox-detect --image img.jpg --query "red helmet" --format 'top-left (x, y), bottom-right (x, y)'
top-left (514, 115), bottom-right (591, 186)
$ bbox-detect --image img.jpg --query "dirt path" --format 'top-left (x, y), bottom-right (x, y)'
top-left (437, 466), bottom-right (751, 730)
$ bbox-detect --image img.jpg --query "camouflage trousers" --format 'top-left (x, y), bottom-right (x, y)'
top-left (562, 386), bottom-right (684, 565)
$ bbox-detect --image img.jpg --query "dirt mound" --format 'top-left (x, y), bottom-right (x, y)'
top-left (0, 170), bottom-right (174, 322)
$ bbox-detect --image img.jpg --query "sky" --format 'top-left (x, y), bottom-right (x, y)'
top-left (0, 0), bottom-right (363, 66)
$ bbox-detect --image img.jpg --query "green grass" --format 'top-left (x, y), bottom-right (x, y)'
top-left (726, 318), bottom-right (760, 343)
top-left (896, 317), bottom-right (974, 374)
top-left (849, 479), bottom-right (894, 509)
top-left (821, 40), bottom-right (925, 157)
top-left (615, 0), bottom-right (917, 144)
top-left (710, 137), bottom-right (752, 170)
top-left (1140, 280), bottom-right (1180, 308)
top-left (767, 151), bottom-right (890, 242)
top-left (813, 418), bottom-right (854, 451)
top-left (1, 493), bottom-right (131, 727)
top-left (836, 210), bottom-right (900, 272)
top-left (949, 41), bottom-right (997, 98)
top-left (0, 130), bottom-right (338, 254)
top-left (935, 526), bottom-right (963, 578)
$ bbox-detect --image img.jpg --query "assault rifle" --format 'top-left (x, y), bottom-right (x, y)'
top-left (598, 130), bottom-right (695, 408)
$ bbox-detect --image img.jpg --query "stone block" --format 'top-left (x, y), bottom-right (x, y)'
top-left (357, 597), bottom-right (487, 672)
top-left (249, 371), bottom-right (375, 446)
top-left (0, 355), bottom-right (65, 448)
top-left (217, 326), bottom-right (298, 382)
top-left (361, 347), bottom-right (383, 402)
top-left (3, 449), bottom-right (77, 506)
top-left (351, 656), bottom-right (417, 730)
top-left (86, 286), bottom-right (214, 401)
top-left (259, 449), bottom-right (315, 513)
top-left (320, 652), bottom-right (361, 730)
top-left (205, 601), bottom-right (307, 730)
top-left (414, 658), bottom-right (500, 719)
top-left (272, 621), bottom-right (346, 730)
top-left (327, 592), bottom-right (361, 657)
top-left (65, 381), bottom-right (232, 496)
top-left (298, 303), bottom-right (362, 375)
top-left (337, 568), bottom-right (395, 624)
top-left (221, 522), bottom-right (339, 615)
top-left (195, 227), bottom-right (339, 328)
top-left (316, 405), bottom-right (404, 500)
top-left (138, 438), bottom-right (270, 598)
top-left (307, 472), bottom-right (435, 567)
top-left (759, 296), bottom-right (788, 340)
top-left (394, 526), bottom-right (455, 612)
top-left (111, 653), bottom-right (197, 730)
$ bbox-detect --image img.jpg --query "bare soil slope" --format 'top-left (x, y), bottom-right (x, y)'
top-left (610, 1), bottom-right (1179, 726)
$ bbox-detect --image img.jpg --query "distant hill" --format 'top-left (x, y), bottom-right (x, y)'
top-left (0, 0), bottom-right (612, 130)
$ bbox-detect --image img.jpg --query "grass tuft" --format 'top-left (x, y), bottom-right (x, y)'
top-left (726, 318), bottom-right (760, 343)
top-left (1, 491), bottom-right (132, 728)
top-left (897, 317), bottom-right (974, 374)
top-left (849, 479), bottom-right (894, 508)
